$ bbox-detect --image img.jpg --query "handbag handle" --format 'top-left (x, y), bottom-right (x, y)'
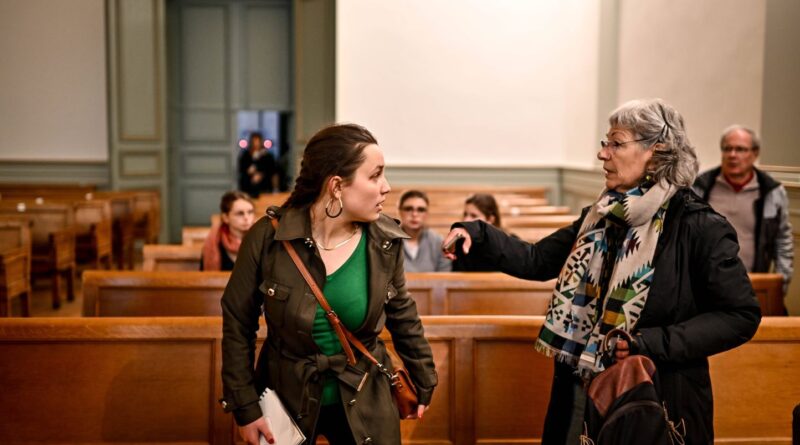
top-left (269, 217), bottom-right (392, 376)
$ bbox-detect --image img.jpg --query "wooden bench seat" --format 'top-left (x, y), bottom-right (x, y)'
top-left (0, 203), bottom-right (76, 308)
top-left (0, 316), bottom-right (796, 444)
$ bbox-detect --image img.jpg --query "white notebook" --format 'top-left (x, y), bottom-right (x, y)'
top-left (259, 388), bottom-right (306, 445)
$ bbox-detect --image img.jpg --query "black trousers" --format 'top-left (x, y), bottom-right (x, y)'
top-left (312, 403), bottom-right (356, 445)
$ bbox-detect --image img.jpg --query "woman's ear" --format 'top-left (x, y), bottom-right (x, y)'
top-left (326, 175), bottom-right (343, 197)
top-left (220, 212), bottom-right (230, 226)
top-left (651, 142), bottom-right (667, 154)
top-left (487, 215), bottom-right (497, 225)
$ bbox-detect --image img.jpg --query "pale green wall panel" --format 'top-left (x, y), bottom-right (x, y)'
top-left (295, 0), bottom-right (335, 143)
top-left (119, 151), bottom-right (162, 178)
top-left (182, 6), bottom-right (227, 108)
top-left (108, 0), bottom-right (169, 241)
top-left (182, 152), bottom-right (231, 177)
top-left (246, 5), bottom-right (291, 110)
top-left (183, 186), bottom-right (231, 225)
top-left (117, 0), bottom-right (161, 140)
top-left (183, 109), bottom-right (229, 142)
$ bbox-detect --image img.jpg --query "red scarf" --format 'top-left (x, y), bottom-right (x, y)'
top-left (202, 223), bottom-right (242, 271)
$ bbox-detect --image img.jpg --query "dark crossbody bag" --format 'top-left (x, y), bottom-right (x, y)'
top-left (582, 328), bottom-right (685, 445)
top-left (270, 218), bottom-right (418, 419)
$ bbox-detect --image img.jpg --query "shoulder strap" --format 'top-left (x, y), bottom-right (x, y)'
top-left (269, 217), bottom-right (384, 369)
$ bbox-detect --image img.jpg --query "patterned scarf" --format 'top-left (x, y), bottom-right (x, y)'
top-left (534, 180), bottom-right (676, 376)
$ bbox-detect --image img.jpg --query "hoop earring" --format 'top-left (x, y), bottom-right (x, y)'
top-left (325, 196), bottom-right (343, 218)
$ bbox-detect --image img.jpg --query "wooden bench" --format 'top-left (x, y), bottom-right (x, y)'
top-left (0, 189), bottom-right (141, 270)
top-left (131, 190), bottom-right (161, 244)
top-left (83, 269), bottom-right (785, 320)
top-left (750, 272), bottom-right (786, 315)
top-left (72, 199), bottom-right (113, 269)
top-left (94, 191), bottom-right (138, 269)
top-left (142, 244), bottom-right (202, 271)
top-left (182, 226), bottom-right (211, 247)
top-left (0, 316), bottom-right (796, 444)
top-left (0, 196), bottom-right (114, 270)
top-left (83, 271), bottom-right (229, 316)
top-left (0, 203), bottom-right (76, 308)
top-left (0, 219), bottom-right (32, 316)
top-left (0, 183), bottom-right (96, 195)
top-left (82, 271), bottom-right (555, 317)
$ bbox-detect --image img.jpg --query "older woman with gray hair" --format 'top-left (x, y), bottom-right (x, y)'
top-left (443, 98), bottom-right (761, 444)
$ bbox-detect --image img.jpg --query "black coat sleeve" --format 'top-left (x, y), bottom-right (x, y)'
top-left (220, 219), bottom-right (269, 425)
top-left (636, 212), bottom-right (762, 363)
top-left (454, 209), bottom-right (586, 281)
top-left (384, 245), bottom-right (438, 405)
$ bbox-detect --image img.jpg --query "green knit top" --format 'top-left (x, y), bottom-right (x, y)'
top-left (312, 233), bottom-right (368, 405)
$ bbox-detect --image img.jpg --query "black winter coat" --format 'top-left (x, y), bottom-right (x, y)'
top-left (456, 188), bottom-right (761, 444)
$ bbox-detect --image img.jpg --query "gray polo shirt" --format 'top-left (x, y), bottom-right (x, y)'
top-left (707, 174), bottom-right (759, 271)
top-left (402, 228), bottom-right (452, 272)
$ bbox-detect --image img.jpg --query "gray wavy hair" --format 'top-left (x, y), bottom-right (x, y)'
top-left (609, 98), bottom-right (698, 187)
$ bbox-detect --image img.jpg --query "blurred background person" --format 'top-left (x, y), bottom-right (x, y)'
top-left (454, 193), bottom-right (504, 271)
top-left (693, 125), bottom-right (793, 296)
top-left (201, 191), bottom-right (255, 271)
top-left (463, 193), bottom-right (502, 227)
top-left (238, 131), bottom-right (279, 197)
top-left (399, 190), bottom-right (452, 272)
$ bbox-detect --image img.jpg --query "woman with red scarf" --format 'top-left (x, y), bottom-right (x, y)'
top-left (202, 191), bottom-right (256, 271)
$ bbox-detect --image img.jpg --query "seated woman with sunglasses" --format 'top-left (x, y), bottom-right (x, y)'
top-left (398, 190), bottom-right (452, 272)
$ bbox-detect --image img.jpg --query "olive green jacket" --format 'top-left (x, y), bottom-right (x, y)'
top-left (221, 206), bottom-right (438, 444)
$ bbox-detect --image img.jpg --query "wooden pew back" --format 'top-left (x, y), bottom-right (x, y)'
top-left (83, 271), bottom-right (783, 319)
top-left (0, 218), bottom-right (32, 255)
top-left (82, 271), bottom-right (555, 317)
top-left (83, 271), bottom-right (229, 316)
top-left (142, 244), bottom-right (201, 271)
top-left (749, 272), bottom-right (786, 315)
top-left (0, 183), bottom-right (96, 195)
top-left (0, 316), bottom-right (796, 444)
top-left (182, 226), bottom-right (211, 247)
top-left (0, 201), bottom-right (75, 247)
top-left (407, 272), bottom-right (554, 316)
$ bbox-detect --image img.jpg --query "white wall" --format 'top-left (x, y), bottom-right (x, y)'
top-left (0, 0), bottom-right (108, 161)
top-left (616, 0), bottom-right (766, 171)
top-left (336, 0), bottom-right (600, 168)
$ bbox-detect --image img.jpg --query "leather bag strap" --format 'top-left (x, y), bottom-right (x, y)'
top-left (270, 217), bottom-right (385, 369)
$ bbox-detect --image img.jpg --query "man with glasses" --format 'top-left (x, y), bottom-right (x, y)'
top-left (397, 190), bottom-right (452, 272)
top-left (693, 125), bottom-right (793, 295)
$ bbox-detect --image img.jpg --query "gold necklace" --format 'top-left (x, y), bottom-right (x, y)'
top-left (315, 225), bottom-right (360, 251)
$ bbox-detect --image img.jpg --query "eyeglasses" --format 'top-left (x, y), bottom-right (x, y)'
top-left (600, 138), bottom-right (650, 150)
top-left (721, 145), bottom-right (753, 154)
top-left (400, 206), bottom-right (427, 213)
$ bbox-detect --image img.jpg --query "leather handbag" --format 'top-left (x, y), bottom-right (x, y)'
top-left (270, 218), bottom-right (419, 419)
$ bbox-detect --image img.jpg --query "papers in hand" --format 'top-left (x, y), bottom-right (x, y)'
top-left (259, 388), bottom-right (305, 445)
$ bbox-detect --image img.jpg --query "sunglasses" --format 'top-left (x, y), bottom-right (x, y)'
top-left (400, 206), bottom-right (428, 213)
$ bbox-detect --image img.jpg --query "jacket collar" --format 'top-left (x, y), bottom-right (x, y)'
top-left (268, 206), bottom-right (409, 243)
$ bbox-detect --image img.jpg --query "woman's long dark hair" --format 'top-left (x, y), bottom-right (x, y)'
top-left (283, 123), bottom-right (378, 209)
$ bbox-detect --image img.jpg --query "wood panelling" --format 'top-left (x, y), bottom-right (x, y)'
top-left (0, 316), bottom-right (797, 444)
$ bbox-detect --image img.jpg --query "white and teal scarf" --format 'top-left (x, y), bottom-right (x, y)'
top-left (535, 180), bottom-right (677, 376)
